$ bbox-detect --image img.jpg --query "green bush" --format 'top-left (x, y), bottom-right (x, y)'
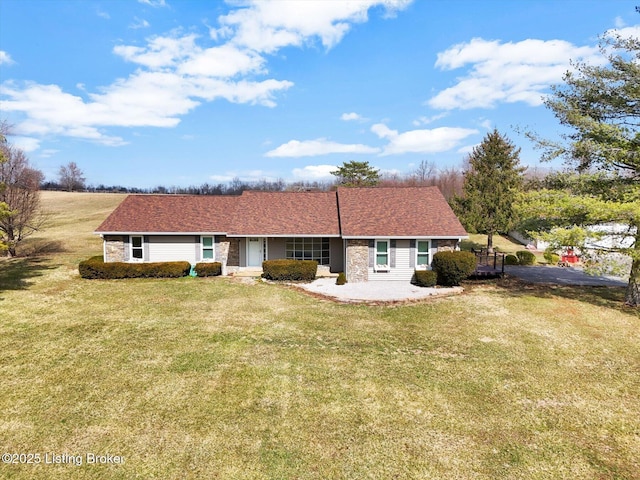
top-left (336, 272), bottom-right (347, 285)
top-left (194, 262), bottom-right (222, 277)
top-left (413, 269), bottom-right (437, 287)
top-left (516, 250), bottom-right (537, 266)
top-left (261, 259), bottom-right (317, 281)
top-left (431, 251), bottom-right (476, 286)
top-left (505, 254), bottom-right (519, 265)
top-left (543, 250), bottom-right (560, 265)
top-left (79, 256), bottom-right (191, 279)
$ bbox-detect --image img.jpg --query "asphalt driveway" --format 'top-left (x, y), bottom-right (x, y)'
top-left (504, 265), bottom-right (627, 287)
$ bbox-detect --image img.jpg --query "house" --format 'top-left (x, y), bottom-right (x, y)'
top-left (95, 186), bottom-right (468, 282)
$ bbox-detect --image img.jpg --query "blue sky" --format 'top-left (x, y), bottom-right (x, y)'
top-left (1, 0), bottom-right (638, 188)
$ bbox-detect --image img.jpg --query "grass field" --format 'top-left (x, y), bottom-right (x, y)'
top-left (1, 192), bottom-right (639, 479)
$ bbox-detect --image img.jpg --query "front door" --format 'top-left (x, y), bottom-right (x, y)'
top-left (247, 237), bottom-right (265, 267)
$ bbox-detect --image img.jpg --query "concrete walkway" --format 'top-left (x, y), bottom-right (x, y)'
top-left (504, 265), bottom-right (627, 287)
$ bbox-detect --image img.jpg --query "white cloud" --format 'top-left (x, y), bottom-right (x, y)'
top-left (218, 0), bottom-right (412, 53)
top-left (178, 44), bottom-right (265, 77)
top-left (0, 2), bottom-right (408, 148)
top-left (39, 149), bottom-right (59, 158)
top-left (341, 112), bottom-right (363, 121)
top-left (412, 112), bottom-right (448, 126)
top-left (371, 123), bottom-right (478, 155)
top-left (113, 34), bottom-right (199, 69)
top-left (291, 164), bottom-right (337, 180)
top-left (10, 136), bottom-right (41, 152)
top-left (605, 25), bottom-right (640, 41)
top-left (138, 0), bottom-right (167, 7)
top-left (265, 138), bottom-right (380, 157)
top-left (130, 17), bottom-right (150, 30)
top-left (428, 37), bottom-right (602, 110)
top-left (97, 10), bottom-right (110, 20)
top-left (0, 51), bottom-right (14, 65)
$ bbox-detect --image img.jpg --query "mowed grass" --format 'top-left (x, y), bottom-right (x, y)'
top-left (1, 192), bottom-right (639, 479)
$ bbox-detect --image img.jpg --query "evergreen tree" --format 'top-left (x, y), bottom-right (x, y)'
top-left (453, 129), bottom-right (525, 251)
top-left (331, 160), bottom-right (380, 187)
top-left (520, 29), bottom-right (640, 306)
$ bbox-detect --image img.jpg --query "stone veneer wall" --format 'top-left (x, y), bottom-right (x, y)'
top-left (346, 239), bottom-right (369, 283)
top-left (104, 235), bottom-right (126, 262)
top-left (226, 238), bottom-right (240, 273)
top-left (437, 239), bottom-right (458, 252)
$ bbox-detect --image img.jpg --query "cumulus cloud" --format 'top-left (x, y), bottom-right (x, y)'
top-left (0, 1), bottom-right (410, 148)
top-left (427, 37), bottom-right (603, 110)
top-left (0, 51), bottom-right (14, 65)
top-left (291, 164), bottom-right (337, 179)
top-left (10, 136), bottom-right (41, 152)
top-left (371, 123), bottom-right (478, 155)
top-left (217, 0), bottom-right (412, 53)
top-left (265, 138), bottom-right (380, 157)
top-left (341, 112), bottom-right (364, 121)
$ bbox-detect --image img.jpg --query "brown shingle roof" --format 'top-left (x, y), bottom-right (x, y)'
top-left (95, 195), bottom-right (238, 233)
top-left (337, 186), bottom-right (468, 237)
top-left (227, 191), bottom-right (340, 236)
top-left (95, 187), bottom-right (467, 238)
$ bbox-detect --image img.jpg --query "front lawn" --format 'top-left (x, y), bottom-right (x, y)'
top-left (0, 192), bottom-right (638, 479)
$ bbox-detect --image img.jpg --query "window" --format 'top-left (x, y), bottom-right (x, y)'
top-left (202, 236), bottom-right (214, 260)
top-left (285, 238), bottom-right (330, 265)
top-left (416, 240), bottom-right (431, 269)
top-left (131, 236), bottom-right (143, 260)
top-left (375, 240), bottom-right (389, 270)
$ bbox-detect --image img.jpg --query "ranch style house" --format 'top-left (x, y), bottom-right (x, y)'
top-left (95, 186), bottom-right (468, 283)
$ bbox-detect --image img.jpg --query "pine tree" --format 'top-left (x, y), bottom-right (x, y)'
top-left (453, 129), bottom-right (525, 251)
top-left (331, 161), bottom-right (380, 187)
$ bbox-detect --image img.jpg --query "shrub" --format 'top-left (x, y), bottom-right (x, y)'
top-left (261, 259), bottom-right (317, 281)
top-left (431, 251), bottom-right (476, 286)
top-left (543, 250), bottom-right (560, 265)
top-left (516, 250), bottom-right (537, 266)
top-left (505, 254), bottom-right (519, 265)
top-left (413, 269), bottom-right (437, 287)
top-left (195, 262), bottom-right (222, 277)
top-left (336, 272), bottom-right (347, 285)
top-left (79, 256), bottom-right (191, 279)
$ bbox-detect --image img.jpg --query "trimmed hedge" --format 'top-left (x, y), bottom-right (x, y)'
top-left (195, 262), bottom-right (222, 277)
top-left (79, 256), bottom-right (191, 279)
top-left (336, 272), bottom-right (347, 285)
top-left (516, 250), bottom-right (537, 266)
top-left (431, 251), bottom-right (476, 286)
top-left (543, 250), bottom-right (560, 265)
top-left (262, 259), bottom-right (317, 281)
top-left (413, 269), bottom-right (437, 287)
top-left (505, 254), bottom-right (519, 265)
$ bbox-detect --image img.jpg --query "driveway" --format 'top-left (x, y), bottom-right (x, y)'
top-left (504, 265), bottom-right (627, 287)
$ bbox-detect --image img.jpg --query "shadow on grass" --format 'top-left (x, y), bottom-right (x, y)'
top-left (464, 276), bottom-right (637, 316)
top-left (0, 257), bottom-right (59, 297)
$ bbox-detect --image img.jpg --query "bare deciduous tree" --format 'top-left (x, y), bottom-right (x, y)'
top-left (0, 141), bottom-right (46, 257)
top-left (58, 161), bottom-right (86, 192)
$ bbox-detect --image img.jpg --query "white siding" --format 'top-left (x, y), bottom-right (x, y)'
top-left (368, 240), bottom-right (414, 281)
top-left (147, 236), bottom-right (197, 263)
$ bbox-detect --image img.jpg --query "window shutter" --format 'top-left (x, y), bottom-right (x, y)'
top-left (143, 235), bottom-right (150, 260)
top-left (432, 239), bottom-right (439, 250)
top-left (409, 240), bottom-right (416, 268)
top-left (195, 235), bottom-right (201, 262)
top-left (368, 240), bottom-right (374, 268)
top-left (390, 240), bottom-right (396, 268)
